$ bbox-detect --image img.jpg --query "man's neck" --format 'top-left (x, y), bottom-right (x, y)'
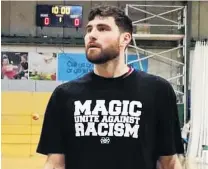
top-left (93, 57), bottom-right (129, 78)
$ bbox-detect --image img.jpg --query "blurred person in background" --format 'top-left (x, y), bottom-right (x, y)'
top-left (14, 54), bottom-right (28, 79)
top-left (1, 55), bottom-right (18, 79)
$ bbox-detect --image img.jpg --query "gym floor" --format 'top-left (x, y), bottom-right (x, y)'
top-left (2, 156), bottom-right (208, 169)
top-left (2, 156), bottom-right (46, 169)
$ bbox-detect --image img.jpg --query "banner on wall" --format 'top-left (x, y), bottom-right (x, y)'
top-left (57, 53), bottom-right (148, 82)
top-left (1, 52), bottom-right (28, 80)
top-left (57, 53), bottom-right (93, 81)
top-left (28, 52), bottom-right (57, 80)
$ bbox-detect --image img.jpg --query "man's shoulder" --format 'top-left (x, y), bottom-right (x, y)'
top-left (135, 70), bottom-right (173, 90)
top-left (136, 71), bottom-right (169, 84)
top-left (53, 72), bottom-right (93, 93)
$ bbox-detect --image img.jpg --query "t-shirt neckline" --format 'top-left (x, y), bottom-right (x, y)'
top-left (91, 67), bottom-right (136, 82)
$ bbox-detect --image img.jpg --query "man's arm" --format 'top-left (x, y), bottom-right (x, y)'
top-left (158, 155), bottom-right (183, 169)
top-left (155, 78), bottom-right (184, 169)
top-left (43, 154), bottom-right (65, 169)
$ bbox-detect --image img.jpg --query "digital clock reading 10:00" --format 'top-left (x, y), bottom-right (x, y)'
top-left (36, 5), bottom-right (83, 28)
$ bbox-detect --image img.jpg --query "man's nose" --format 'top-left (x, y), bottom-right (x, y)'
top-left (89, 28), bottom-right (98, 41)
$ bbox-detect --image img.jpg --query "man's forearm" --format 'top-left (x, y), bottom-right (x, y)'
top-left (169, 157), bottom-right (183, 169)
top-left (43, 154), bottom-right (65, 169)
top-left (159, 155), bottom-right (183, 169)
top-left (43, 162), bottom-right (65, 169)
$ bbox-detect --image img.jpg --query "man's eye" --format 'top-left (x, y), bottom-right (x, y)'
top-left (86, 28), bottom-right (92, 33)
top-left (99, 27), bottom-right (107, 31)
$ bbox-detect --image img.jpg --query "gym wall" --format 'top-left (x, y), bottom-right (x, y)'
top-left (2, 1), bottom-right (208, 39)
top-left (1, 45), bottom-right (182, 91)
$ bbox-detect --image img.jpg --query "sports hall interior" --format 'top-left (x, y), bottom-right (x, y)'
top-left (1, 1), bottom-right (208, 169)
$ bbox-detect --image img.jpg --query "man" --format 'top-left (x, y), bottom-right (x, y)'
top-left (37, 5), bottom-right (184, 169)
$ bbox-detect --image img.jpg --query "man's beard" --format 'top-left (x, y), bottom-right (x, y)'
top-left (85, 42), bottom-right (120, 64)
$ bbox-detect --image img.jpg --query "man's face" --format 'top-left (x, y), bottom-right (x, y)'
top-left (2, 58), bottom-right (9, 65)
top-left (21, 56), bottom-right (27, 62)
top-left (84, 16), bottom-right (121, 64)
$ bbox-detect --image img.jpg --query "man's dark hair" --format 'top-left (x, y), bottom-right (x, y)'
top-left (88, 5), bottom-right (133, 35)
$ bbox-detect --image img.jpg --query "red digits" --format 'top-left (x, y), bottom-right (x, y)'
top-left (74, 18), bottom-right (80, 27)
top-left (44, 17), bottom-right (50, 26)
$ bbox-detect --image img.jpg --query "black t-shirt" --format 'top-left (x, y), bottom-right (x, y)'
top-left (37, 69), bottom-right (184, 169)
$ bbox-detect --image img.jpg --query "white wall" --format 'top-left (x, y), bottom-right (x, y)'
top-left (1, 45), bottom-right (85, 53)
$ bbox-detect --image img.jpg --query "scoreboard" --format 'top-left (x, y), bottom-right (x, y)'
top-left (36, 5), bottom-right (83, 28)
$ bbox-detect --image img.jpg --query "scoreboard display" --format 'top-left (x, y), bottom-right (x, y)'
top-left (36, 5), bottom-right (83, 28)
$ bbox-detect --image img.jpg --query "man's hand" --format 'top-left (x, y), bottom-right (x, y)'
top-left (43, 154), bottom-right (65, 169)
top-left (158, 154), bottom-right (183, 169)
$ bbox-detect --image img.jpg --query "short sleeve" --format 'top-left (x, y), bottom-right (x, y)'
top-left (36, 86), bottom-right (65, 155)
top-left (155, 78), bottom-right (184, 156)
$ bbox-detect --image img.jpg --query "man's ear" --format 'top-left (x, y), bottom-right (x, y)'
top-left (120, 32), bottom-right (132, 48)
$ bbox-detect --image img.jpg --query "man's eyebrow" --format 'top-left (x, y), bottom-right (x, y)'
top-left (86, 25), bottom-right (92, 29)
top-left (86, 23), bottom-right (111, 29)
top-left (97, 24), bottom-right (111, 27)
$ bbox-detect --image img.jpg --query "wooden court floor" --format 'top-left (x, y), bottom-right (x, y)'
top-left (2, 155), bottom-right (46, 169)
top-left (2, 155), bottom-right (208, 169)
